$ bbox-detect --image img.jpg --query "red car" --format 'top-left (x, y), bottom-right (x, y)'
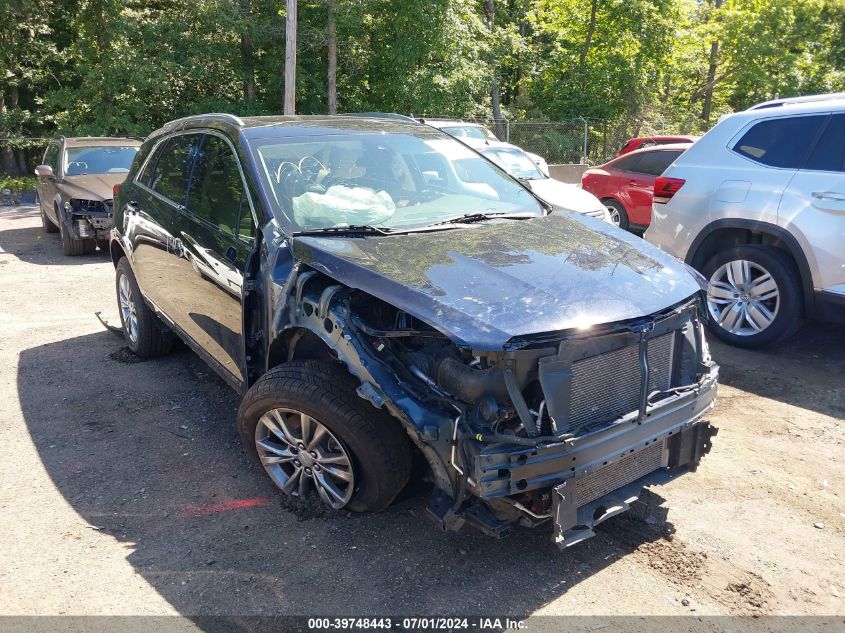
top-left (580, 143), bottom-right (691, 231)
top-left (616, 135), bottom-right (699, 157)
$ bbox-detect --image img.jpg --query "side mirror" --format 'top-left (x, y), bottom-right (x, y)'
top-left (34, 165), bottom-right (54, 178)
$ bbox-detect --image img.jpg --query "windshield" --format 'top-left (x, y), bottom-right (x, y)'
top-left (440, 125), bottom-right (499, 142)
top-left (481, 147), bottom-right (545, 180)
top-left (64, 146), bottom-right (139, 176)
top-left (251, 131), bottom-right (542, 231)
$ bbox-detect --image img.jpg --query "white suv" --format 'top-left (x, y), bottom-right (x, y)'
top-left (645, 95), bottom-right (845, 348)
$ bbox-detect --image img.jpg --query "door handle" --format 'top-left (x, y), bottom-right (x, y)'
top-left (812, 191), bottom-right (845, 202)
top-left (225, 246), bottom-right (237, 262)
top-left (628, 180), bottom-right (639, 186)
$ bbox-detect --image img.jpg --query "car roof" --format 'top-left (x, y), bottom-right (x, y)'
top-left (419, 119), bottom-right (487, 128)
top-left (626, 135), bottom-right (698, 143)
top-left (60, 137), bottom-right (143, 147)
top-left (151, 114), bottom-right (443, 140)
top-left (614, 142), bottom-right (693, 158)
top-left (747, 92), bottom-right (845, 110)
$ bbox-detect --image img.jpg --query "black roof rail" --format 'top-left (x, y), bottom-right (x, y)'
top-left (164, 113), bottom-right (245, 128)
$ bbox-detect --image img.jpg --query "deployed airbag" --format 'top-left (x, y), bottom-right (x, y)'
top-left (292, 185), bottom-right (396, 229)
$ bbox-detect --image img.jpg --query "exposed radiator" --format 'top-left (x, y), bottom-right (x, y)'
top-left (576, 440), bottom-right (666, 507)
top-left (566, 332), bottom-right (676, 434)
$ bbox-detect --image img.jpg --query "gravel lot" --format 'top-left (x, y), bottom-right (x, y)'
top-left (0, 204), bottom-right (843, 620)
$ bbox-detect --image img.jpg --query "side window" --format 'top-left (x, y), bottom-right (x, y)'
top-left (149, 134), bottom-right (203, 205)
top-left (733, 115), bottom-right (827, 168)
top-left (613, 154), bottom-right (643, 172)
top-left (238, 206), bottom-right (256, 239)
top-left (43, 143), bottom-right (60, 171)
top-left (187, 135), bottom-right (245, 235)
top-left (636, 150), bottom-right (683, 176)
top-left (136, 143), bottom-right (166, 186)
top-left (804, 115), bottom-right (845, 173)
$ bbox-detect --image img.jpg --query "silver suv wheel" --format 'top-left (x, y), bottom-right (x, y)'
top-left (118, 273), bottom-right (139, 343)
top-left (256, 407), bottom-right (355, 509)
top-left (707, 259), bottom-right (780, 336)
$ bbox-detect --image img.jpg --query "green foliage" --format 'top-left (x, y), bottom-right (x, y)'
top-left (0, 0), bottom-right (843, 175)
top-left (0, 175), bottom-right (36, 192)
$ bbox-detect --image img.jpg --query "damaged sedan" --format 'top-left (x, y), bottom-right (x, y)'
top-left (110, 114), bottom-right (718, 548)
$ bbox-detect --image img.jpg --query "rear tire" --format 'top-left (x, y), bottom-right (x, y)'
top-left (238, 360), bottom-right (412, 513)
top-left (702, 245), bottom-right (803, 348)
top-left (603, 199), bottom-right (629, 230)
top-left (115, 258), bottom-right (174, 357)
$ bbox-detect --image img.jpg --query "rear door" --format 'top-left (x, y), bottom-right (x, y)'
top-left (129, 133), bottom-right (203, 314)
top-left (778, 113), bottom-right (845, 292)
top-left (626, 149), bottom-right (685, 225)
top-left (38, 142), bottom-right (61, 221)
top-left (167, 133), bottom-right (256, 387)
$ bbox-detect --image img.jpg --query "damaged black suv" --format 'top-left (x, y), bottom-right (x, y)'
top-left (110, 113), bottom-right (718, 548)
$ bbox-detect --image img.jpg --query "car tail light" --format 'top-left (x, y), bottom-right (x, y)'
top-left (653, 177), bottom-right (685, 203)
top-left (113, 183), bottom-right (121, 198)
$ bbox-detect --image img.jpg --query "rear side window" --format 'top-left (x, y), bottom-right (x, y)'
top-left (804, 114), bottom-right (845, 173)
top-left (187, 135), bottom-right (246, 235)
top-left (733, 115), bottom-right (827, 168)
top-left (149, 134), bottom-right (203, 205)
top-left (613, 154), bottom-right (642, 172)
top-left (634, 150), bottom-right (683, 176)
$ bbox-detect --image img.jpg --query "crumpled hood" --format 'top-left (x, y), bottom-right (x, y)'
top-left (526, 179), bottom-right (604, 213)
top-left (60, 173), bottom-right (127, 202)
top-left (293, 213), bottom-right (701, 349)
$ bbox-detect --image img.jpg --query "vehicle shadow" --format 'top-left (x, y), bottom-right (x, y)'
top-left (0, 206), bottom-right (110, 266)
top-left (709, 321), bottom-right (845, 419)
top-left (17, 330), bottom-right (674, 621)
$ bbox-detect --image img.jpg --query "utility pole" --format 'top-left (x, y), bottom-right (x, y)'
top-left (284, 0), bottom-right (297, 115)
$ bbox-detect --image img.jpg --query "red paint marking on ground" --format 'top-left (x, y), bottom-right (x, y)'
top-left (179, 497), bottom-right (272, 518)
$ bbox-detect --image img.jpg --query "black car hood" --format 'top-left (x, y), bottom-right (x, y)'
top-left (292, 213), bottom-right (701, 350)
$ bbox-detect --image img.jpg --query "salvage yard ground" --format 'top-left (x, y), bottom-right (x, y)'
top-left (0, 204), bottom-right (843, 618)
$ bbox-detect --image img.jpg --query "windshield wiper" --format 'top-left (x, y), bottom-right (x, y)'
top-left (427, 212), bottom-right (536, 227)
top-left (293, 224), bottom-right (395, 237)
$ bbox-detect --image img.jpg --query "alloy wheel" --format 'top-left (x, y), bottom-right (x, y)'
top-left (707, 259), bottom-right (780, 336)
top-left (118, 274), bottom-right (139, 343)
top-left (255, 408), bottom-right (355, 509)
top-left (605, 204), bottom-right (622, 226)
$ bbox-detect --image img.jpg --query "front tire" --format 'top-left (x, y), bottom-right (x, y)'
top-left (59, 215), bottom-right (95, 256)
top-left (41, 204), bottom-right (58, 233)
top-left (238, 361), bottom-right (412, 513)
top-left (702, 245), bottom-right (803, 348)
top-left (115, 258), bottom-right (174, 357)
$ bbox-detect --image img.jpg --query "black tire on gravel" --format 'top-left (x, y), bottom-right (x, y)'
top-left (238, 360), bottom-right (413, 513)
top-left (701, 245), bottom-right (804, 348)
top-left (603, 199), bottom-right (629, 230)
top-left (41, 205), bottom-right (58, 233)
top-left (115, 257), bottom-right (175, 357)
top-left (59, 216), bottom-right (95, 256)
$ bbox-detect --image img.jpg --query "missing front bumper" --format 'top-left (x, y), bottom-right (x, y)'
top-left (552, 420), bottom-right (717, 549)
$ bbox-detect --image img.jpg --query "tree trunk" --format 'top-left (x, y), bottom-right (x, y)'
top-left (700, 0), bottom-right (724, 130)
top-left (284, 0), bottom-right (297, 115)
top-left (239, 0), bottom-right (257, 102)
top-left (484, 0), bottom-right (505, 138)
top-left (327, 0), bottom-right (337, 114)
top-left (580, 0), bottom-right (598, 67)
top-left (0, 90), bottom-right (21, 177)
